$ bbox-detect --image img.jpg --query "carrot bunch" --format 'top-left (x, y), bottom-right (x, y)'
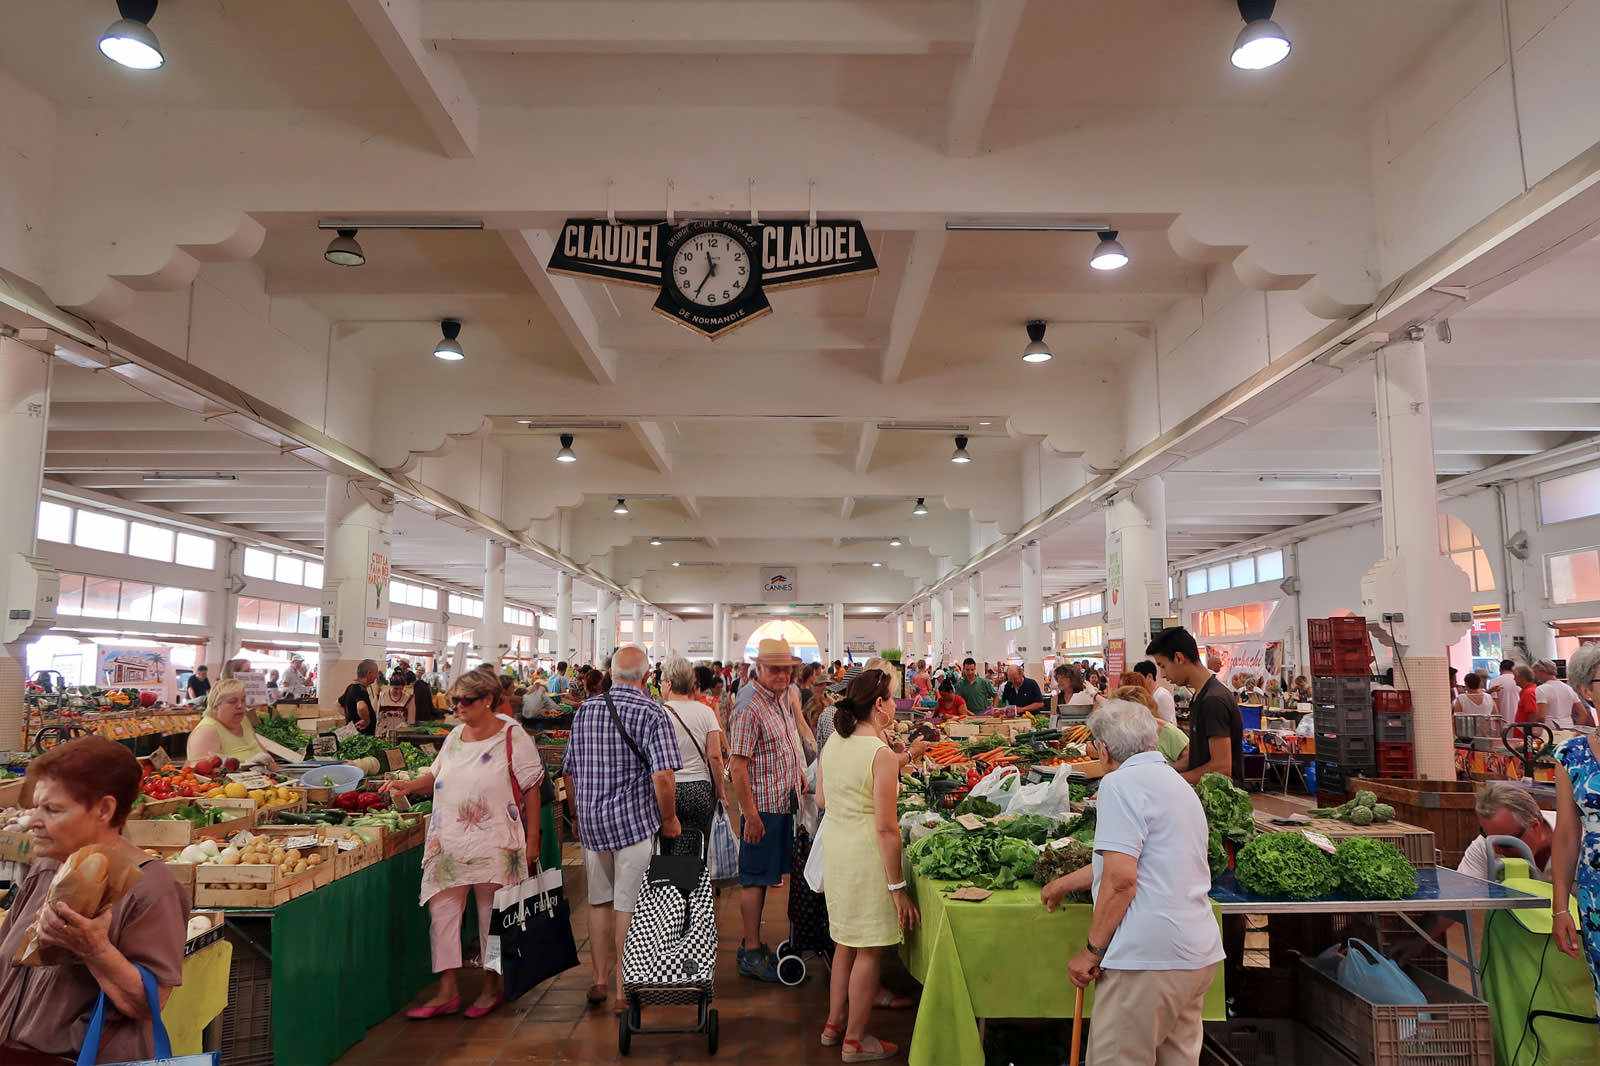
top-left (926, 741), bottom-right (966, 765)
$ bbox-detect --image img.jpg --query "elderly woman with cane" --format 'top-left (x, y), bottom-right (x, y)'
top-left (1038, 698), bottom-right (1223, 1065)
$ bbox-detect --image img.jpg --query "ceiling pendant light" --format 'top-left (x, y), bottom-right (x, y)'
top-left (1021, 320), bottom-right (1053, 363)
top-left (433, 319), bottom-right (465, 361)
top-left (649, 536), bottom-right (663, 546)
top-left (613, 498), bottom-right (630, 515)
top-left (555, 433), bottom-right (578, 463)
top-left (951, 435), bottom-right (973, 464)
top-left (912, 498), bottom-right (929, 516)
top-left (99, 0), bottom-right (165, 70)
top-left (889, 536), bottom-right (903, 548)
top-left (1089, 231), bottom-right (1129, 271)
top-left (871, 562), bottom-right (884, 568)
top-left (324, 228), bottom-right (365, 267)
top-left (1231, 0), bottom-right (1291, 70)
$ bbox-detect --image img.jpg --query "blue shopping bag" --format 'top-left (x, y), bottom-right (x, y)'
top-left (76, 963), bottom-right (217, 1066)
top-left (1335, 938), bottom-right (1427, 1006)
top-left (708, 802), bottom-right (740, 881)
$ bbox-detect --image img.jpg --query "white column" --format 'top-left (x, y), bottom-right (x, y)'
top-left (1374, 332), bottom-right (1463, 778)
top-left (481, 540), bottom-right (507, 664)
top-left (1021, 540), bottom-right (1044, 680)
top-left (722, 607), bottom-right (737, 665)
top-left (911, 601), bottom-right (926, 662)
top-left (710, 603), bottom-right (724, 662)
top-left (630, 599), bottom-right (644, 654)
top-left (830, 602), bottom-right (845, 663)
top-left (0, 339), bottom-right (55, 746)
top-left (555, 571), bottom-right (573, 663)
top-left (319, 474), bottom-right (393, 713)
top-left (650, 610), bottom-right (662, 659)
top-left (595, 588), bottom-right (618, 667)
top-left (1106, 475), bottom-right (1170, 666)
top-left (967, 572), bottom-right (985, 664)
top-left (937, 588), bottom-right (955, 667)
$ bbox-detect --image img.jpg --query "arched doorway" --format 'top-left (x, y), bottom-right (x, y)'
top-left (743, 619), bottom-right (821, 664)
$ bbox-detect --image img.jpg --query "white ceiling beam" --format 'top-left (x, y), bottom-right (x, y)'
top-left (423, 1), bottom-right (973, 55)
top-left (853, 424), bottom-right (881, 476)
top-left (502, 230), bottom-right (619, 386)
top-left (945, 0), bottom-right (1026, 157)
top-left (879, 229), bottom-right (947, 384)
top-left (346, 0), bottom-right (479, 159)
top-left (629, 420), bottom-right (672, 474)
top-left (677, 496), bottom-right (702, 520)
top-left (840, 497), bottom-right (857, 520)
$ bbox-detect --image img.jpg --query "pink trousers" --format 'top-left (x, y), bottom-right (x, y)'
top-left (428, 883), bottom-right (496, 972)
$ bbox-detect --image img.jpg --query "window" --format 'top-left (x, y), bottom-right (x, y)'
top-left (304, 562), bottom-right (323, 588)
top-left (537, 613), bottom-right (556, 631)
top-left (447, 624), bottom-right (475, 644)
top-left (57, 573), bottom-right (84, 613)
top-left (37, 501), bottom-right (73, 544)
top-left (388, 618), bottom-right (437, 644)
top-left (1041, 605), bottom-right (1056, 624)
top-left (1208, 563), bottom-right (1231, 593)
top-left (1257, 550), bottom-right (1284, 583)
top-left (82, 576), bottom-right (121, 618)
top-left (243, 548), bottom-right (276, 580)
top-left (1539, 466), bottom-right (1600, 526)
top-left (52, 572), bottom-right (207, 627)
top-left (1439, 514), bottom-right (1495, 594)
top-left (174, 532), bottom-right (215, 569)
top-left (448, 593), bottom-right (482, 617)
top-left (118, 581), bottom-right (154, 622)
top-left (150, 585), bottom-right (185, 624)
top-left (128, 522), bottom-right (174, 562)
top-left (1003, 615), bottom-right (1022, 632)
top-left (237, 595), bottom-right (318, 635)
top-left (1231, 557), bottom-right (1256, 587)
top-left (1061, 625), bottom-right (1103, 651)
top-left (1191, 601), bottom-right (1278, 639)
top-left (1185, 568), bottom-right (1208, 596)
top-left (1548, 547), bottom-right (1600, 606)
top-left (74, 511), bottom-right (127, 553)
top-left (275, 555), bottom-right (304, 586)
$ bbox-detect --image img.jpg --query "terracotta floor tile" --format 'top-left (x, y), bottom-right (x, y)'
top-left (430, 1038), bottom-right (513, 1064)
top-left (555, 1036), bottom-right (621, 1062)
top-left (498, 1034), bottom-right (570, 1060)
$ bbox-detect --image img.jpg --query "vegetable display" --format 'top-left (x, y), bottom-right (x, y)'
top-left (398, 742), bottom-right (431, 773)
top-left (1207, 830), bottom-right (1229, 879)
top-left (904, 823), bottom-right (1041, 890)
top-left (1309, 790), bottom-right (1394, 825)
top-left (254, 714), bottom-right (312, 752)
top-left (336, 735), bottom-right (389, 763)
top-left (1331, 837), bottom-right (1418, 900)
top-left (1233, 832), bottom-right (1338, 900)
top-left (1195, 773), bottom-right (1256, 844)
top-left (1033, 839), bottom-right (1093, 899)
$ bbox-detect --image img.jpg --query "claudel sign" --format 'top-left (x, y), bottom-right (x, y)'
top-left (548, 218), bottom-right (877, 339)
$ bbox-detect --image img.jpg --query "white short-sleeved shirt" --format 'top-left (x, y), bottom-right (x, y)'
top-left (663, 699), bottom-right (721, 783)
top-left (1486, 674), bottom-right (1519, 719)
top-left (1535, 680), bottom-right (1583, 729)
top-left (1455, 810), bottom-right (1562, 883)
top-left (1153, 686), bottom-right (1177, 724)
top-left (1091, 750), bottom-right (1225, 971)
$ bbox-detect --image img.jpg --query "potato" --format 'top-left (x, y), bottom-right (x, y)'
top-left (285, 849), bottom-right (302, 862)
top-left (306, 854), bottom-right (323, 867)
top-left (220, 852), bottom-right (241, 865)
top-left (292, 860), bottom-right (307, 873)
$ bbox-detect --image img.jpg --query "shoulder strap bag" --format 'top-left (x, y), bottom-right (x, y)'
top-left (662, 702), bottom-right (709, 769)
top-left (603, 691), bottom-right (650, 768)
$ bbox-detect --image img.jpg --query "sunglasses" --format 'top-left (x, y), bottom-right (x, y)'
top-left (450, 694), bottom-right (485, 705)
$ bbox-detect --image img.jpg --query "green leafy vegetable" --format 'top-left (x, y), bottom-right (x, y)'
top-left (952, 795), bottom-right (1002, 819)
top-left (1057, 807), bottom-right (1097, 845)
top-left (1331, 837), bottom-right (1417, 900)
top-left (1233, 832), bottom-right (1337, 900)
top-left (1195, 772), bottom-right (1256, 844)
top-left (253, 713), bottom-right (312, 751)
top-left (1207, 829), bottom-right (1229, 880)
top-left (995, 814), bottom-right (1066, 845)
top-left (336, 735), bottom-right (389, 762)
top-left (1371, 803), bottom-right (1395, 823)
top-left (398, 742), bottom-right (431, 773)
top-left (904, 823), bottom-right (1040, 889)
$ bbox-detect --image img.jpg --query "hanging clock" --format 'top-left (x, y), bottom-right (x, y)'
top-left (653, 220), bottom-right (771, 339)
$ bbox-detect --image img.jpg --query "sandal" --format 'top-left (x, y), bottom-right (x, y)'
top-left (875, 991), bottom-right (916, 1009)
top-left (821, 1022), bottom-right (845, 1047)
top-left (585, 983), bottom-right (609, 1004)
top-left (842, 1036), bottom-right (900, 1063)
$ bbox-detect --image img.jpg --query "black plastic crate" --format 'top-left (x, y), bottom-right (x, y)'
top-left (1374, 713), bottom-right (1414, 742)
top-left (1317, 704), bottom-right (1376, 736)
top-left (1317, 732), bottom-right (1376, 766)
top-left (1313, 675), bottom-right (1372, 708)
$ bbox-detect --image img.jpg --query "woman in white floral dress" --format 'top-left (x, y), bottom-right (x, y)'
top-left (382, 669), bottom-right (543, 1019)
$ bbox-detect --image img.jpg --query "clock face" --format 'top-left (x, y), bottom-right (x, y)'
top-left (670, 229), bottom-right (752, 308)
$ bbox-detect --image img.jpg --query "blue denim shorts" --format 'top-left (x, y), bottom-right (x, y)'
top-left (737, 811), bottom-right (794, 888)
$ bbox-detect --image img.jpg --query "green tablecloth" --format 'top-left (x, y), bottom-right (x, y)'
top-left (900, 871), bottom-right (1227, 1066)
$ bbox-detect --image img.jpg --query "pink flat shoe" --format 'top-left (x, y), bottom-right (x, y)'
top-left (406, 996), bottom-right (461, 1020)
top-left (463, 997), bottom-right (502, 1019)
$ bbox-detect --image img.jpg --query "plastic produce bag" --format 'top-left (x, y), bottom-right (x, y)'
top-left (969, 765), bottom-right (1021, 804)
top-left (708, 803), bottom-right (740, 882)
top-left (1335, 938), bottom-right (1427, 1006)
top-left (901, 810), bottom-right (948, 842)
top-left (803, 817), bottom-right (826, 893)
top-left (1002, 769), bottom-right (1076, 819)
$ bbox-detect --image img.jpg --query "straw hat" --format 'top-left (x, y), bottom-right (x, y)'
top-left (753, 638), bottom-right (803, 667)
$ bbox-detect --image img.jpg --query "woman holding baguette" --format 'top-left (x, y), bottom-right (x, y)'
top-left (0, 736), bottom-right (187, 1064)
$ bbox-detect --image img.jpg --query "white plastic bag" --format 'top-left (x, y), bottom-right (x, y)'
top-left (1002, 769), bottom-right (1075, 819)
top-left (803, 817), bottom-right (826, 893)
top-left (969, 765), bottom-right (1021, 804)
top-left (901, 810), bottom-right (948, 842)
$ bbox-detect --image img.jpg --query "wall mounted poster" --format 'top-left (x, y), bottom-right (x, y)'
top-left (96, 645), bottom-right (176, 704)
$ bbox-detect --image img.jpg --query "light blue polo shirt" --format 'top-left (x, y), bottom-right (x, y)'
top-left (1091, 750), bottom-right (1226, 971)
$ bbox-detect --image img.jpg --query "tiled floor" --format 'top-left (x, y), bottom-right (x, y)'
top-left (334, 862), bottom-right (919, 1066)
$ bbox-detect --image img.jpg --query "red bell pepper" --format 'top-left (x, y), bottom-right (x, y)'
top-left (334, 791), bottom-right (360, 810)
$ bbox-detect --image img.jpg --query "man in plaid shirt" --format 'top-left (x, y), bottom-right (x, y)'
top-left (561, 645), bottom-right (681, 1009)
top-left (728, 638), bottom-right (806, 981)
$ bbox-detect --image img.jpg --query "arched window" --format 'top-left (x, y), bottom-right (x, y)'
top-left (1439, 514), bottom-right (1495, 593)
top-left (743, 619), bottom-right (821, 664)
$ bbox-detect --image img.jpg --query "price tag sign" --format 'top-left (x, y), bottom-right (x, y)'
top-left (1302, 830), bottom-right (1338, 854)
top-left (390, 791), bottom-right (412, 812)
top-left (312, 736), bottom-right (337, 758)
top-left (148, 747), bottom-right (172, 770)
top-left (421, 743), bottom-right (438, 756)
top-left (335, 838), bottom-right (360, 852)
top-left (333, 723), bottom-right (359, 742)
top-left (227, 772), bottom-right (275, 789)
top-left (953, 813), bottom-right (986, 831)
top-left (276, 834), bottom-right (320, 852)
top-left (383, 748), bottom-right (406, 772)
top-left (949, 886), bottom-right (993, 902)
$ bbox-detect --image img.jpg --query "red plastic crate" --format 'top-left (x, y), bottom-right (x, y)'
top-left (1311, 648), bottom-right (1375, 677)
top-left (1308, 617), bottom-right (1370, 645)
top-left (1375, 742), bottom-right (1414, 777)
top-left (1372, 690), bottom-right (1412, 715)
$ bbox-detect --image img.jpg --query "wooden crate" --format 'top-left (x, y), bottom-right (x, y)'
top-left (125, 798), bottom-right (256, 848)
top-left (1347, 777), bottom-right (1479, 867)
top-left (322, 825), bottom-right (384, 877)
top-left (191, 843), bottom-right (337, 907)
top-left (257, 793), bottom-right (308, 823)
top-left (1251, 811), bottom-right (1437, 868)
top-left (0, 829), bottom-right (35, 864)
top-left (383, 814), bottom-right (429, 858)
top-left (945, 721), bottom-right (981, 738)
top-left (0, 777), bottom-right (26, 808)
top-left (183, 909), bottom-right (226, 956)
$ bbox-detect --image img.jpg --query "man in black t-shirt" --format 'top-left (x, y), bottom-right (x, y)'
top-left (999, 665), bottom-right (1045, 717)
top-left (186, 665), bottom-right (211, 701)
top-left (1146, 627), bottom-right (1244, 786)
top-left (339, 658), bottom-right (381, 735)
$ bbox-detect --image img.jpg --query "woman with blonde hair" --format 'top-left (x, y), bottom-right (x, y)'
top-left (382, 669), bottom-right (544, 1020)
top-left (186, 677), bottom-right (275, 769)
top-left (1111, 681), bottom-right (1188, 766)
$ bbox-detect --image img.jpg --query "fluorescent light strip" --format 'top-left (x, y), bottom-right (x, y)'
top-left (945, 221), bottom-right (1110, 232)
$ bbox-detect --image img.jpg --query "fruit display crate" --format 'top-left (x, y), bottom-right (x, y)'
top-left (1299, 957), bottom-right (1491, 1066)
top-left (125, 797), bottom-right (257, 847)
top-left (382, 813), bottom-right (430, 858)
top-left (191, 834), bottom-right (338, 907)
top-left (321, 824), bottom-right (385, 876)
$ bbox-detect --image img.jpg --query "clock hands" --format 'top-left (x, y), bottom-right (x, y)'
top-left (693, 251), bottom-right (719, 298)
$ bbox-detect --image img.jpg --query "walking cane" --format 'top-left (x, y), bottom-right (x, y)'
top-left (1069, 984), bottom-right (1085, 1066)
